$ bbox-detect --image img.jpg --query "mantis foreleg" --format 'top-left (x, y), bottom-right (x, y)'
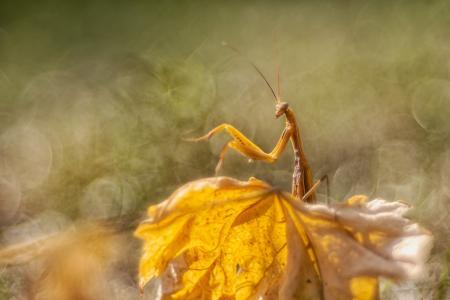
top-left (187, 123), bottom-right (293, 173)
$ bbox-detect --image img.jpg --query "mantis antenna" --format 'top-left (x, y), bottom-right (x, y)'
top-left (277, 65), bottom-right (281, 100)
top-left (221, 42), bottom-right (279, 103)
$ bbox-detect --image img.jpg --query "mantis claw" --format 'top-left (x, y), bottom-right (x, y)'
top-left (182, 133), bottom-right (211, 142)
top-left (214, 160), bottom-right (223, 176)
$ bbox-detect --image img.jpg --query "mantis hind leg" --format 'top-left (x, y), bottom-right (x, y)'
top-left (301, 174), bottom-right (330, 204)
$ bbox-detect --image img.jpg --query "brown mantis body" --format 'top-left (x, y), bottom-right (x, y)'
top-left (190, 103), bottom-right (316, 202)
top-left (189, 46), bottom-right (326, 203)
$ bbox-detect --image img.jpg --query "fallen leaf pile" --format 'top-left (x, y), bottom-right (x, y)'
top-left (135, 177), bottom-right (433, 300)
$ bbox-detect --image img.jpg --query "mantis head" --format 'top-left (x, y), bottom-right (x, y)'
top-left (275, 102), bottom-right (289, 118)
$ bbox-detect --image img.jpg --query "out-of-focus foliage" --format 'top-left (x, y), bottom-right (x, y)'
top-left (0, 0), bottom-right (449, 298)
top-left (0, 222), bottom-right (134, 300)
top-left (135, 177), bottom-right (432, 300)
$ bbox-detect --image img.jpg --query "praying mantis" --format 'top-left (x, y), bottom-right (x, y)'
top-left (188, 45), bottom-right (327, 203)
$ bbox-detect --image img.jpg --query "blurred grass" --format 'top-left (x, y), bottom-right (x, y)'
top-left (0, 0), bottom-right (449, 298)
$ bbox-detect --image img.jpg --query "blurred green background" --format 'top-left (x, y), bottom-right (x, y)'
top-left (0, 0), bottom-right (449, 299)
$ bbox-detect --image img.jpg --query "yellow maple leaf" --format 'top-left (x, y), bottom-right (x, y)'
top-left (135, 177), bottom-right (432, 300)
